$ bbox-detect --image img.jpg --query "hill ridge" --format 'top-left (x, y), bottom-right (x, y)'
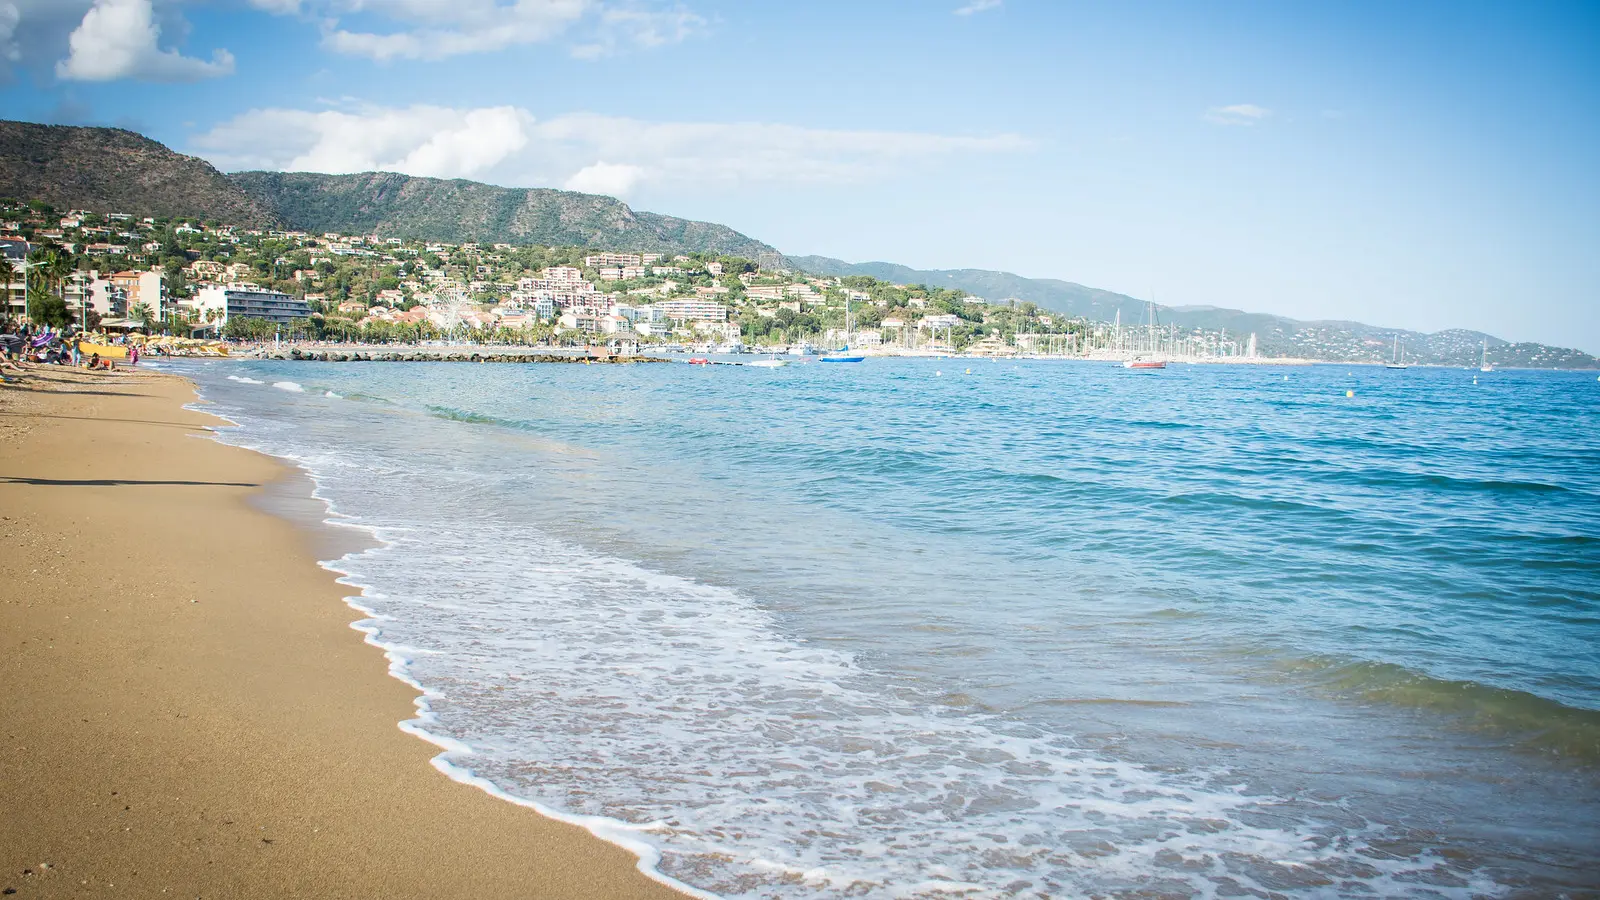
top-left (786, 254), bottom-right (1597, 367)
top-left (0, 120), bottom-right (276, 227)
top-left (228, 169), bottom-right (775, 258)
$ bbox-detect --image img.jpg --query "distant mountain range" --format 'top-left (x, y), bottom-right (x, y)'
top-left (0, 120), bottom-right (773, 258)
top-left (790, 255), bottom-right (1598, 368)
top-left (230, 171), bottom-right (775, 258)
top-left (0, 119), bottom-right (1592, 367)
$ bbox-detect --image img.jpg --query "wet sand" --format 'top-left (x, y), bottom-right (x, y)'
top-left (0, 365), bottom-right (687, 899)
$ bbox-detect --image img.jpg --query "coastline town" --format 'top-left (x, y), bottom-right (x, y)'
top-left (0, 199), bottom-right (1312, 364)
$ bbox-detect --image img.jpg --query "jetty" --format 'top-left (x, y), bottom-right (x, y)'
top-left (250, 347), bottom-right (670, 364)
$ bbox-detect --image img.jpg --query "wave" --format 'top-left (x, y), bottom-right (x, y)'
top-left (1288, 656), bottom-right (1600, 763)
top-left (272, 381), bottom-right (305, 393)
top-left (425, 404), bottom-right (516, 427)
top-left (226, 374), bottom-right (264, 385)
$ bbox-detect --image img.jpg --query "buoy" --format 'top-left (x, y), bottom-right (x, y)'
top-left (1473, 376), bottom-right (1478, 385)
top-left (1346, 390), bottom-right (1355, 398)
top-left (935, 370), bottom-right (942, 377)
top-left (965, 368), bottom-right (972, 375)
top-left (1283, 375), bottom-right (1289, 381)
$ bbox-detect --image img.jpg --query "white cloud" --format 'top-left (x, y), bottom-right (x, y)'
top-left (191, 103), bottom-right (1032, 198)
top-left (564, 161), bottom-right (646, 196)
top-left (1205, 104), bottom-right (1273, 126)
top-left (251, 0), bottom-right (700, 62)
top-left (953, 0), bottom-right (1001, 15)
top-left (195, 105), bottom-right (533, 179)
top-left (0, 4), bottom-right (21, 63)
top-left (597, 4), bottom-right (703, 47)
top-left (0, 0), bottom-right (91, 76)
top-left (56, 0), bottom-right (232, 82)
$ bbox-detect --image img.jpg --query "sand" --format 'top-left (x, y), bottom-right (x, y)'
top-left (0, 365), bottom-right (688, 899)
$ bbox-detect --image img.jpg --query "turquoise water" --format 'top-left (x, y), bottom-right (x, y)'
top-left (177, 358), bottom-right (1600, 898)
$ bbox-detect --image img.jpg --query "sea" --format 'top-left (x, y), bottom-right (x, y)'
top-left (162, 356), bottom-right (1600, 899)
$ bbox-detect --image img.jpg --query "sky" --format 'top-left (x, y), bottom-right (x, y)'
top-left (0, 0), bottom-right (1596, 350)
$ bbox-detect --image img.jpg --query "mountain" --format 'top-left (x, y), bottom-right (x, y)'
top-left (229, 170), bottom-right (776, 258)
top-left (786, 256), bottom-right (1155, 323)
top-left (0, 120), bottom-right (277, 227)
top-left (0, 120), bottom-right (775, 258)
top-left (788, 255), bottom-right (1599, 368)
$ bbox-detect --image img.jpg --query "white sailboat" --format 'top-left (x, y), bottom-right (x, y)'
top-left (1385, 335), bottom-right (1409, 369)
top-left (1120, 300), bottom-right (1167, 369)
top-left (1479, 340), bottom-right (1493, 373)
top-left (820, 290), bottom-right (864, 363)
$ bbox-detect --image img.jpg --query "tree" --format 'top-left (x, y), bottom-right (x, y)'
top-left (26, 243), bottom-right (75, 326)
top-left (131, 302), bottom-right (156, 330)
top-left (0, 256), bottom-right (15, 313)
top-left (28, 295), bottom-right (72, 329)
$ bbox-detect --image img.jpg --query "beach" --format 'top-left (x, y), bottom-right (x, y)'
top-left (0, 365), bottom-right (685, 899)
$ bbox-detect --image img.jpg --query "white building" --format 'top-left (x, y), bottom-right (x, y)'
top-left (654, 298), bottom-right (728, 323)
top-left (191, 284), bottom-right (311, 325)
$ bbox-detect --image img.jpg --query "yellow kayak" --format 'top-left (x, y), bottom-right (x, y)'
top-left (76, 341), bottom-right (129, 360)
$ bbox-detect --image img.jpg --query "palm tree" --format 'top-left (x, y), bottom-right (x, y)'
top-left (26, 244), bottom-right (75, 324)
top-left (131, 302), bottom-right (156, 331)
top-left (25, 244), bottom-right (70, 327)
top-left (0, 256), bottom-right (16, 318)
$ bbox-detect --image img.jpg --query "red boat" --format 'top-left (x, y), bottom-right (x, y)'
top-left (1122, 358), bottom-right (1166, 369)
top-left (688, 357), bottom-right (712, 365)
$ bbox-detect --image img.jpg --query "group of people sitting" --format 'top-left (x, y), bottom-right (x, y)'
top-left (0, 320), bottom-right (139, 381)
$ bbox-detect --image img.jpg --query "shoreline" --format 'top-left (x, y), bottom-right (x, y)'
top-left (0, 364), bottom-right (689, 899)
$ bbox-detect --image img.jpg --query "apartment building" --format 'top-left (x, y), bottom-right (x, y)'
top-left (192, 284), bottom-right (311, 325)
top-left (584, 252), bottom-right (642, 268)
top-left (108, 269), bottom-right (167, 320)
top-left (654, 299), bottom-right (728, 323)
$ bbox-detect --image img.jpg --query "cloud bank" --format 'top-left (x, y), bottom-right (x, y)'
top-left (192, 103), bottom-right (1032, 197)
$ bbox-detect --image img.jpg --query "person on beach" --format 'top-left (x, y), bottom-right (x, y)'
top-left (0, 322), bottom-right (23, 378)
top-left (0, 321), bottom-right (24, 366)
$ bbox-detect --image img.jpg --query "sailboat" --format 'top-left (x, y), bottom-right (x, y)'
top-left (1479, 340), bottom-right (1493, 373)
top-left (1385, 335), bottom-right (1410, 369)
top-left (820, 290), bottom-right (865, 363)
top-left (1121, 299), bottom-right (1166, 369)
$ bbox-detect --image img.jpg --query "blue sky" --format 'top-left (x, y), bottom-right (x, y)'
top-left (1, 0), bottom-right (1596, 350)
